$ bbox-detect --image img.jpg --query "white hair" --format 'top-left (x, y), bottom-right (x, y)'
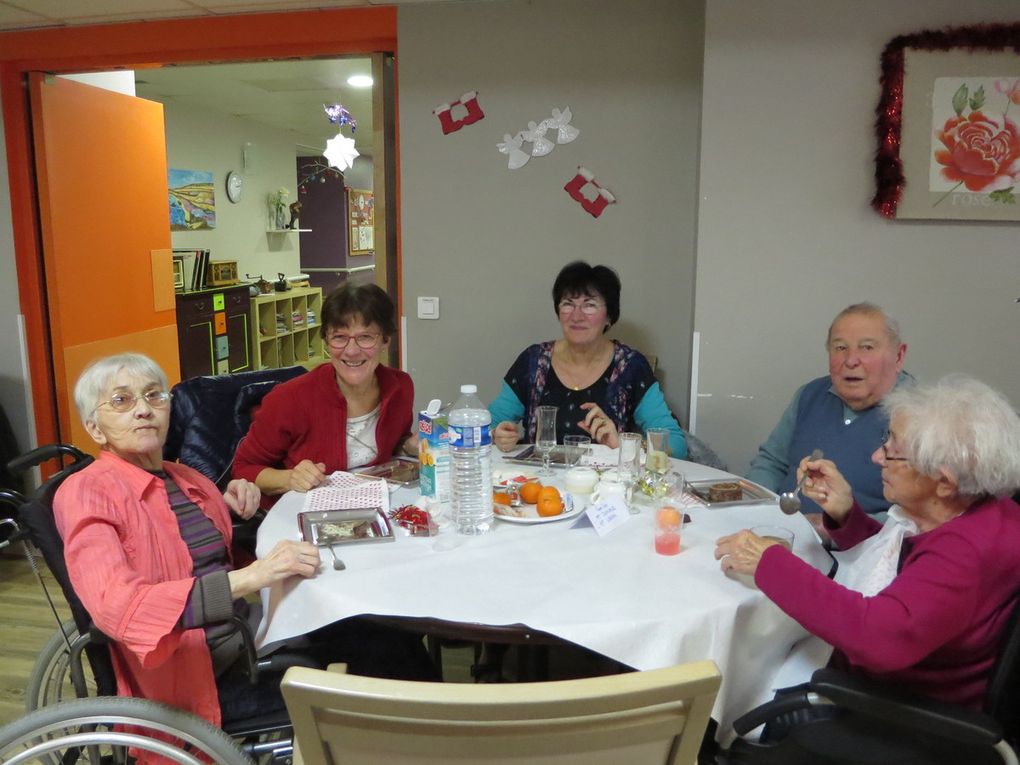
top-left (73, 353), bottom-right (169, 428)
top-left (884, 375), bottom-right (1020, 497)
top-left (827, 302), bottom-right (903, 347)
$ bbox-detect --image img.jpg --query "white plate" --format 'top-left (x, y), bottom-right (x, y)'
top-left (493, 495), bottom-right (582, 524)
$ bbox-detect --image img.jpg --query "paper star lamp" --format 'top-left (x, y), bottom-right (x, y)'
top-left (324, 133), bottom-right (359, 171)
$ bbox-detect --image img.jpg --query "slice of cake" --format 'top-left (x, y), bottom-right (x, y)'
top-left (707, 481), bottom-right (743, 503)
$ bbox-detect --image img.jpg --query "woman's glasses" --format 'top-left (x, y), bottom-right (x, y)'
top-left (94, 390), bottom-right (171, 415)
top-left (879, 430), bottom-right (909, 462)
top-left (557, 299), bottom-right (604, 316)
top-left (326, 333), bottom-right (381, 350)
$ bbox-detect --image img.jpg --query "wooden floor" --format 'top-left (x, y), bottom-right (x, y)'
top-left (0, 546), bottom-right (72, 725)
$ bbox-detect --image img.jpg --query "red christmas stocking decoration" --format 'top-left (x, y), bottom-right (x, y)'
top-left (564, 167), bottom-right (616, 218)
top-left (433, 90), bottom-right (485, 135)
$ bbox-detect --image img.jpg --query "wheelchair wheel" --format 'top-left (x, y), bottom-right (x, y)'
top-left (0, 695), bottom-right (254, 765)
top-left (26, 620), bottom-right (97, 712)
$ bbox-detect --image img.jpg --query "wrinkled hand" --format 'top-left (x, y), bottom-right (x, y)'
top-left (223, 479), bottom-right (261, 520)
top-left (798, 456), bottom-right (853, 524)
top-left (229, 539), bottom-right (321, 598)
top-left (289, 460), bottom-right (327, 493)
top-left (714, 529), bottom-right (785, 577)
top-left (493, 421), bottom-right (523, 452)
top-left (401, 434), bottom-right (420, 457)
top-left (579, 403), bottom-right (619, 448)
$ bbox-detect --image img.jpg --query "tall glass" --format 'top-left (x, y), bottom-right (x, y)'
top-left (617, 432), bottom-right (642, 487)
top-left (645, 428), bottom-right (671, 475)
top-left (535, 406), bottom-right (559, 476)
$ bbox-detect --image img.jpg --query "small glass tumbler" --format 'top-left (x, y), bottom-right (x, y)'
top-left (564, 434), bottom-right (592, 466)
top-left (654, 503), bottom-right (683, 556)
top-left (617, 432), bottom-right (642, 484)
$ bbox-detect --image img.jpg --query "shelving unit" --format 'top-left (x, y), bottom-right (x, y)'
top-left (265, 228), bottom-right (312, 234)
top-left (251, 286), bottom-right (326, 370)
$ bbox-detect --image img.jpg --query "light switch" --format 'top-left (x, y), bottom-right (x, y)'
top-left (417, 296), bottom-right (439, 320)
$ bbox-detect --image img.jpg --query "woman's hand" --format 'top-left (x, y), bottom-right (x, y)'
top-left (400, 434), bottom-right (420, 457)
top-left (228, 539), bottom-right (321, 598)
top-left (579, 403), bottom-right (619, 448)
top-left (714, 530), bottom-right (785, 576)
top-left (223, 479), bottom-right (261, 520)
top-left (493, 421), bottom-right (523, 452)
top-left (289, 460), bottom-right (327, 492)
top-left (798, 456), bottom-right (853, 525)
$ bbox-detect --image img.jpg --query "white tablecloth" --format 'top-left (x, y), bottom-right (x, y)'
top-left (255, 456), bottom-right (832, 740)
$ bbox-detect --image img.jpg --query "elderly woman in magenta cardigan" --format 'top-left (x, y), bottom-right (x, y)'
top-left (233, 282), bottom-right (417, 498)
top-left (716, 375), bottom-right (1020, 717)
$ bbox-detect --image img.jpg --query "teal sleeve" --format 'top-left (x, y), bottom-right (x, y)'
top-left (633, 382), bottom-right (687, 459)
top-left (488, 381), bottom-right (525, 426)
top-left (745, 384), bottom-right (804, 490)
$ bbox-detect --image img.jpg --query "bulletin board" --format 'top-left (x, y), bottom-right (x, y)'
top-left (348, 188), bottom-right (374, 255)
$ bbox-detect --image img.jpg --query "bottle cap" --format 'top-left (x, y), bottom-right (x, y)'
top-left (460, 384), bottom-right (477, 394)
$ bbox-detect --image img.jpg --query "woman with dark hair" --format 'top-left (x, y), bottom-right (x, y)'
top-left (234, 282), bottom-right (416, 497)
top-left (490, 261), bottom-right (686, 457)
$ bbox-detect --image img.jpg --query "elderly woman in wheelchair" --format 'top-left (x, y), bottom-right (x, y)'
top-left (714, 376), bottom-right (1020, 758)
top-left (53, 352), bottom-right (322, 733)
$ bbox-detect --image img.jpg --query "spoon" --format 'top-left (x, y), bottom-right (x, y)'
top-left (321, 537), bottom-right (346, 570)
top-left (779, 448), bottom-right (824, 514)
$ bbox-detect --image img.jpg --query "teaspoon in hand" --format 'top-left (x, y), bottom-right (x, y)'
top-left (778, 448), bottom-right (824, 514)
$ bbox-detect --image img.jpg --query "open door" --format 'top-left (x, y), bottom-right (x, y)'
top-left (30, 73), bottom-right (180, 453)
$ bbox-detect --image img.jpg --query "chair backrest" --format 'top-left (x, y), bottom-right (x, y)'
top-left (164, 366), bottom-right (306, 487)
top-left (282, 661), bottom-right (721, 765)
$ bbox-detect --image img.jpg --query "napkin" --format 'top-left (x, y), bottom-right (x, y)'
top-left (301, 471), bottom-right (389, 514)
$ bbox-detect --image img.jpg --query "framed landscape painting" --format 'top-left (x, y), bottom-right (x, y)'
top-left (169, 168), bottom-right (216, 230)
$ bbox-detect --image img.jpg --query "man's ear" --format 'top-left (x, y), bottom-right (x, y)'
top-left (83, 419), bottom-right (107, 447)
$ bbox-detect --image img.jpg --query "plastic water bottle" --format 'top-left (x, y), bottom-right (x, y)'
top-left (449, 384), bottom-right (493, 535)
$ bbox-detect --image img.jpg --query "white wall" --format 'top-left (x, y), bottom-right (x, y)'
top-left (161, 104), bottom-right (303, 281)
top-left (0, 83), bottom-right (34, 453)
top-left (398, 0), bottom-right (705, 415)
top-left (695, 0), bottom-right (1020, 474)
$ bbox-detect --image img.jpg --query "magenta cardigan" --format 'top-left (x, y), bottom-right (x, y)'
top-left (756, 495), bottom-right (1020, 708)
top-left (232, 362), bottom-right (414, 489)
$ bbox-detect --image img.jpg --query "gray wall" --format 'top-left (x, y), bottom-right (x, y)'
top-left (398, 0), bottom-right (704, 415)
top-left (695, 0), bottom-right (1020, 474)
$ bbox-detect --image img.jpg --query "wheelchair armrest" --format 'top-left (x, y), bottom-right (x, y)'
top-left (733, 687), bottom-right (813, 736)
top-left (8, 444), bottom-right (89, 473)
top-left (809, 667), bottom-right (1004, 747)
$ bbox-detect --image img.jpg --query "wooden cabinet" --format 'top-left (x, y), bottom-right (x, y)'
top-left (251, 286), bottom-right (326, 370)
top-left (175, 285), bottom-right (251, 379)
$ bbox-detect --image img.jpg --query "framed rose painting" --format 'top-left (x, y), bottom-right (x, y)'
top-left (873, 24), bottom-right (1020, 221)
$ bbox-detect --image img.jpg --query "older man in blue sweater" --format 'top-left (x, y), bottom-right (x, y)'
top-left (746, 303), bottom-right (912, 518)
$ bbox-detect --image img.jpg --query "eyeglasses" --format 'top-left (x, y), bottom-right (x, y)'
top-left (879, 430), bottom-right (909, 462)
top-left (558, 299), bottom-right (605, 316)
top-left (326, 333), bottom-right (381, 350)
top-left (93, 390), bottom-right (171, 415)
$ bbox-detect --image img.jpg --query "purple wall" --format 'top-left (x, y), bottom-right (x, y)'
top-left (297, 156), bottom-right (348, 294)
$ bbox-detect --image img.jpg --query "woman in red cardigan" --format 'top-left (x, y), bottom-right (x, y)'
top-left (234, 283), bottom-right (417, 497)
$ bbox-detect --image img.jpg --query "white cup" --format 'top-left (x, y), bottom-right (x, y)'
top-left (565, 467), bottom-right (599, 510)
top-left (591, 473), bottom-right (632, 510)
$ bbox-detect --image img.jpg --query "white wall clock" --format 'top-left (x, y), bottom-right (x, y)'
top-left (225, 171), bottom-right (244, 203)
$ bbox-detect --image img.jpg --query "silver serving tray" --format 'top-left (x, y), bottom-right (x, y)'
top-left (351, 458), bottom-right (420, 487)
top-left (686, 478), bottom-right (777, 508)
top-left (298, 507), bottom-right (395, 546)
top-left (501, 444), bottom-right (572, 468)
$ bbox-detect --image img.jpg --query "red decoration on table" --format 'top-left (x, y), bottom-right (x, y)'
top-left (389, 505), bottom-right (437, 536)
top-left (433, 91), bottom-right (485, 135)
top-left (564, 167), bottom-right (616, 218)
top-left (873, 23), bottom-right (1020, 218)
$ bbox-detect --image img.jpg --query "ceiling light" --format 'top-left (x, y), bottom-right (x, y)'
top-left (346, 75), bottom-right (373, 88)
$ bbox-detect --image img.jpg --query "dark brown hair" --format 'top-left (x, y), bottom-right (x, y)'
top-left (320, 282), bottom-right (397, 339)
top-left (552, 261), bottom-right (621, 330)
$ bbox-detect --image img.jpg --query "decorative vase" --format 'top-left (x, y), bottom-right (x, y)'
top-left (274, 205), bottom-right (287, 230)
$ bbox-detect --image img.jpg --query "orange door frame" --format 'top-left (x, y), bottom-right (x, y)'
top-left (0, 8), bottom-right (399, 448)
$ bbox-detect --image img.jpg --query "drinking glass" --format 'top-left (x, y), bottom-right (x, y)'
top-left (564, 434), bottom-right (591, 466)
top-left (617, 432), bottom-right (642, 486)
top-left (535, 406), bottom-right (559, 476)
top-left (645, 428), bottom-right (671, 475)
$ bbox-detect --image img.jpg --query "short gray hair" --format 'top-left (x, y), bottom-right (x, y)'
top-left (74, 353), bottom-right (169, 427)
top-left (883, 375), bottom-right (1020, 497)
top-left (827, 302), bottom-right (903, 347)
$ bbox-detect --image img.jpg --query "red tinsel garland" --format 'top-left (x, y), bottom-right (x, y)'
top-left (872, 23), bottom-right (1020, 218)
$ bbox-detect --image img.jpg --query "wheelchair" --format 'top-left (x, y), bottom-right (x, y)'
top-left (1, 444), bottom-right (316, 764)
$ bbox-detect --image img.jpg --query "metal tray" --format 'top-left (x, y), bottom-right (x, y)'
top-left (501, 444), bottom-right (572, 468)
top-left (351, 458), bottom-right (420, 487)
top-left (686, 478), bottom-right (777, 508)
top-left (298, 507), bottom-right (395, 546)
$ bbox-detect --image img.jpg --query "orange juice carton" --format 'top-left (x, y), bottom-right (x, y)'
top-left (419, 399), bottom-right (450, 502)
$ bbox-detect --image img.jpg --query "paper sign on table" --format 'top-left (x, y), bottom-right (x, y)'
top-left (573, 497), bottom-right (629, 536)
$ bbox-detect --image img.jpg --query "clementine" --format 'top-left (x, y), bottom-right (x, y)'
top-left (519, 481), bottom-right (543, 505)
top-left (656, 506), bottom-right (682, 529)
top-left (537, 486), bottom-right (564, 517)
top-left (493, 492), bottom-right (512, 506)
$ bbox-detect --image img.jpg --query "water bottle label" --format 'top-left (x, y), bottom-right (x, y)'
top-left (449, 423), bottom-right (491, 448)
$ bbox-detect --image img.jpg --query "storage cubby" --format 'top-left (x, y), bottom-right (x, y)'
top-left (250, 286), bottom-right (326, 370)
